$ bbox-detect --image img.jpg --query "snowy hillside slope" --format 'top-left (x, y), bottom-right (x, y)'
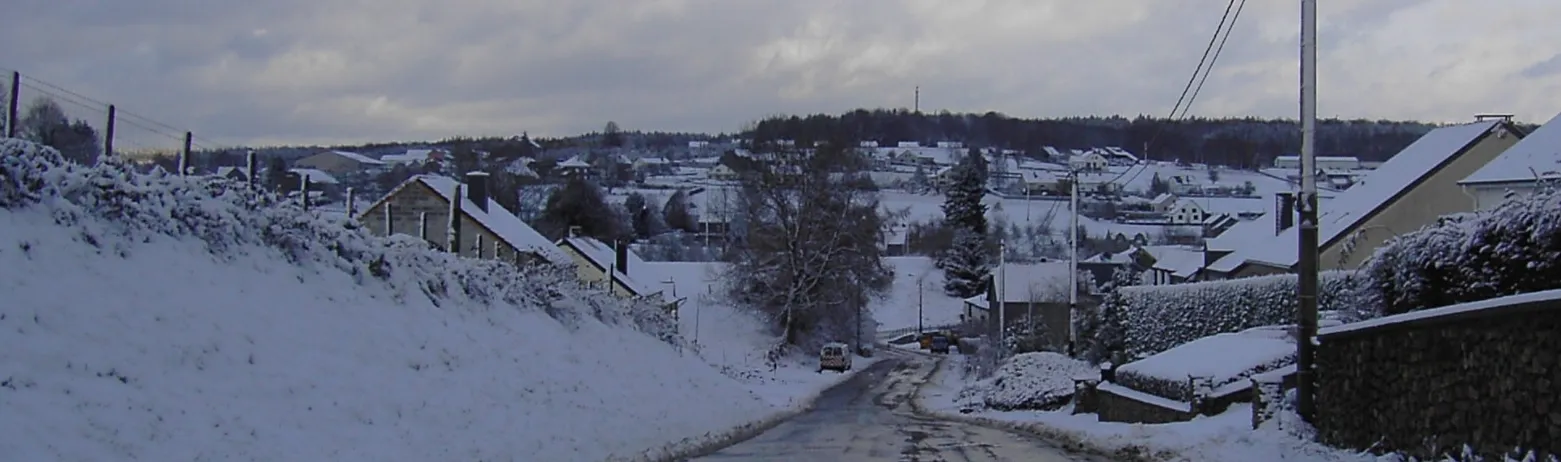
top-left (0, 139), bottom-right (773, 461)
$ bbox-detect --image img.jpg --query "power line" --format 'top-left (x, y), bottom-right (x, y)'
top-left (1144, 0), bottom-right (1242, 159)
top-left (1168, 0), bottom-right (1238, 121)
top-left (8, 67), bottom-right (234, 149)
top-left (1176, 0), bottom-right (1249, 120)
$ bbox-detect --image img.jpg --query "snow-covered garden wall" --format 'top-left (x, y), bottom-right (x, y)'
top-left (1315, 289), bottom-right (1561, 460)
top-left (1106, 270), bottom-right (1375, 358)
top-left (1365, 185), bottom-right (1561, 315)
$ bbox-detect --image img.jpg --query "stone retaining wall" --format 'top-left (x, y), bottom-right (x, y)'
top-left (1316, 292), bottom-right (1561, 459)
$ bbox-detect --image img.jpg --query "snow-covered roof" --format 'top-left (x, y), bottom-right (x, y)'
top-left (1206, 120), bottom-right (1502, 268)
top-left (215, 166), bottom-right (248, 179)
top-left (558, 156), bottom-right (591, 169)
top-left (1151, 193), bottom-right (1175, 205)
top-left (634, 157), bottom-right (670, 165)
top-left (404, 175), bottom-right (571, 266)
top-left (1144, 245), bottom-right (1204, 278)
top-left (381, 149), bottom-right (443, 164)
top-left (325, 150), bottom-right (385, 165)
top-left (1023, 170), bottom-right (1059, 183)
top-left (289, 168), bottom-right (339, 184)
top-left (1460, 111), bottom-right (1560, 185)
top-left (1043, 146), bottom-right (1062, 158)
top-left (557, 236), bottom-right (662, 299)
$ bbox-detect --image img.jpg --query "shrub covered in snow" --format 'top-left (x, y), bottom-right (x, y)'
top-left (956, 352), bottom-right (1098, 411)
top-left (0, 138), bottom-right (679, 342)
top-left (1109, 270), bottom-right (1374, 358)
top-left (1365, 184), bottom-right (1561, 315)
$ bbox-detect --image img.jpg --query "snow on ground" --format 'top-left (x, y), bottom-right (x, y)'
top-left (877, 256), bottom-right (968, 332)
top-left (917, 355), bottom-right (1384, 462)
top-left (955, 352), bottom-right (1098, 411)
top-left (0, 140), bottom-right (864, 461)
top-left (640, 261), bottom-right (881, 409)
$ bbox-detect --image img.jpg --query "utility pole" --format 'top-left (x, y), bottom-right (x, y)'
top-left (103, 105), bottom-right (116, 159)
top-left (914, 86), bottom-right (920, 113)
top-left (1068, 170), bottom-right (1080, 356)
top-left (1296, 0), bottom-right (1320, 424)
top-left (997, 238), bottom-right (1006, 354)
top-left (6, 71), bottom-right (19, 138)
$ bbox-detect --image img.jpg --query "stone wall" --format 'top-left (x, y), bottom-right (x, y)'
top-left (1095, 384), bottom-right (1196, 424)
top-left (1316, 293), bottom-right (1561, 459)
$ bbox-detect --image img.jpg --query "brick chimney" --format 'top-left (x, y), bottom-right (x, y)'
top-left (1275, 191), bottom-right (1295, 235)
top-left (614, 240), bottom-right (629, 275)
top-left (465, 171), bottom-right (489, 212)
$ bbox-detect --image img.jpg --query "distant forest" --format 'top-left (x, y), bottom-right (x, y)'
top-left (742, 109), bottom-right (1529, 169)
top-left (206, 109), bottom-right (1536, 171)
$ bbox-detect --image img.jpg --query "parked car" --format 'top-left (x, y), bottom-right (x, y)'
top-left (930, 335), bottom-right (951, 354)
top-left (818, 342), bottom-right (852, 373)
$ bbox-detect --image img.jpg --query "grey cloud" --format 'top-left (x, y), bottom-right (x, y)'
top-left (3, 0), bottom-right (1554, 146)
top-left (1521, 53), bottom-right (1561, 79)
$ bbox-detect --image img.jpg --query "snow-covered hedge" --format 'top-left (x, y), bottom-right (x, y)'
top-left (1111, 270), bottom-right (1374, 358)
top-left (0, 138), bottom-right (678, 342)
top-left (956, 352), bottom-right (1098, 411)
top-left (1365, 184), bottom-right (1561, 315)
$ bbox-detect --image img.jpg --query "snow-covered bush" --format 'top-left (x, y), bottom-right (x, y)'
top-left (956, 352), bottom-right (1098, 411)
top-left (1112, 270), bottom-right (1374, 358)
top-left (0, 138), bottom-right (679, 342)
top-left (1365, 184), bottom-right (1561, 315)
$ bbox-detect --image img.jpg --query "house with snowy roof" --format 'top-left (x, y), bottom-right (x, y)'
top-left (555, 232), bottom-right (679, 311)
top-left (293, 150), bottom-right (386, 175)
top-left (381, 148), bottom-right (448, 165)
top-left (556, 155), bottom-right (593, 178)
top-left (962, 262), bottom-right (1101, 351)
top-left (1069, 152), bottom-right (1108, 172)
top-left (1458, 111), bottom-right (1561, 210)
top-left (1197, 116), bottom-right (1526, 280)
top-left (356, 173), bottom-right (570, 266)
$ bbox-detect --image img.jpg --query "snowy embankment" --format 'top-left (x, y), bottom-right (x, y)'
top-left (644, 261), bottom-right (880, 409)
top-left (916, 354), bottom-right (1389, 462)
top-left (0, 139), bottom-right (784, 461)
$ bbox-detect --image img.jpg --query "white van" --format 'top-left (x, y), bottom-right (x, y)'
top-left (818, 342), bottom-right (852, 373)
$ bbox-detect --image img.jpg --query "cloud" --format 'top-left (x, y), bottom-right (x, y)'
top-left (3, 0), bottom-right (1558, 147)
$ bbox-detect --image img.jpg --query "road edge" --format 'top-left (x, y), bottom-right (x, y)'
top-left (608, 355), bottom-right (892, 462)
top-left (906, 355), bottom-right (1177, 462)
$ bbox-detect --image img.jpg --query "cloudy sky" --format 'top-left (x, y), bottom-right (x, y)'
top-left (4, 0), bottom-right (1559, 148)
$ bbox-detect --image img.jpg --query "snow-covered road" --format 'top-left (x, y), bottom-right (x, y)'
top-left (695, 349), bottom-right (1106, 461)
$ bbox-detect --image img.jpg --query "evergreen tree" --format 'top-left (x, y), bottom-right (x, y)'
top-left (942, 228), bottom-right (990, 297)
top-left (265, 157), bottom-right (290, 192)
top-left (624, 192), bottom-right (661, 239)
top-left (539, 176), bottom-right (627, 241)
top-left (662, 188), bottom-right (695, 232)
top-left (938, 152), bottom-right (992, 297)
top-left (1149, 172), bottom-right (1170, 196)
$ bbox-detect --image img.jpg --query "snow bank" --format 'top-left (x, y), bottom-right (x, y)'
top-left (1113, 270), bottom-right (1374, 357)
top-left (956, 352), bottom-right (1097, 411)
top-left (917, 355), bottom-right (1389, 462)
top-left (1116, 326), bottom-right (1295, 402)
top-left (0, 139), bottom-right (776, 461)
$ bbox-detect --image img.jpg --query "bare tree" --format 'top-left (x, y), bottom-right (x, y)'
top-left (720, 141), bottom-right (892, 351)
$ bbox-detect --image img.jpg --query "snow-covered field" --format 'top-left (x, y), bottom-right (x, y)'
top-left (917, 355), bottom-right (1384, 462)
top-left (0, 139), bottom-right (867, 461)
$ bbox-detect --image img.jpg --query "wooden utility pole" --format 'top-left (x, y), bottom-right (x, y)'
top-left (179, 132), bottom-right (192, 175)
top-left (1296, 0), bottom-right (1320, 423)
top-left (103, 105), bottom-right (116, 158)
top-left (5, 72), bottom-right (18, 138)
top-left (244, 150), bottom-right (257, 188)
top-left (447, 185), bottom-right (463, 254)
